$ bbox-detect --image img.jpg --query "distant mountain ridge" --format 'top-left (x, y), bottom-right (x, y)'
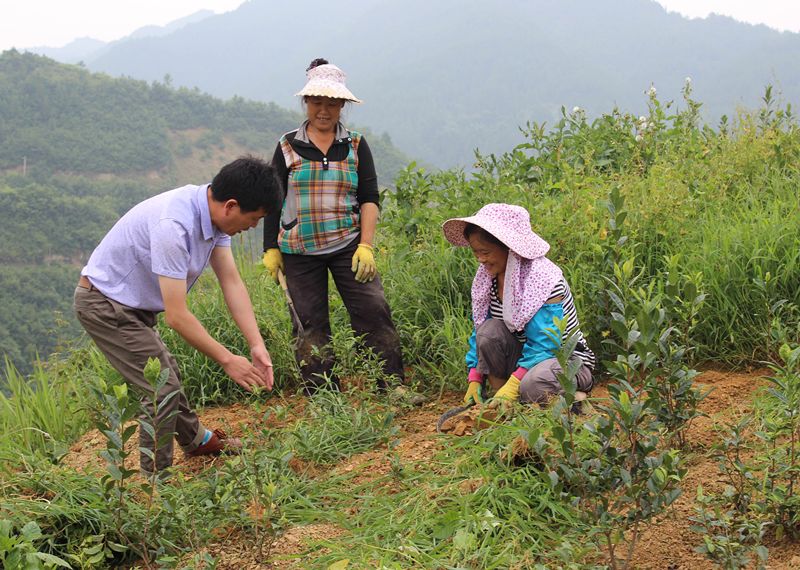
top-left (66, 0), bottom-right (800, 167)
top-left (26, 10), bottom-right (215, 64)
top-left (29, 37), bottom-right (106, 63)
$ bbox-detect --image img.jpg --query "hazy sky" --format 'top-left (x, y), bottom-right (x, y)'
top-left (654, 0), bottom-right (799, 33)
top-left (0, 1), bottom-right (247, 51)
top-left (0, 0), bottom-right (798, 52)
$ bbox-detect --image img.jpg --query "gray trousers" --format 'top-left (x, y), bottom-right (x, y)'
top-left (475, 319), bottom-right (594, 403)
top-left (283, 238), bottom-right (404, 393)
top-left (73, 284), bottom-right (206, 472)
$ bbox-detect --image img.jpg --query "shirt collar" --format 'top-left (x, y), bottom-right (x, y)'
top-left (197, 184), bottom-right (217, 241)
top-left (294, 120), bottom-right (349, 144)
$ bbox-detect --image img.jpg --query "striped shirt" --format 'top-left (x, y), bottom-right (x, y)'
top-left (490, 277), bottom-right (596, 369)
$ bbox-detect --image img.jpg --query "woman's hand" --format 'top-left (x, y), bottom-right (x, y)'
top-left (463, 381), bottom-right (484, 405)
top-left (262, 248), bottom-right (284, 283)
top-left (488, 376), bottom-right (521, 408)
top-left (351, 243), bottom-right (376, 282)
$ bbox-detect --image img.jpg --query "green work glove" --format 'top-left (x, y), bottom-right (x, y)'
top-left (262, 248), bottom-right (284, 283)
top-left (351, 243), bottom-right (377, 283)
top-left (493, 375), bottom-right (521, 402)
top-left (463, 381), bottom-right (484, 405)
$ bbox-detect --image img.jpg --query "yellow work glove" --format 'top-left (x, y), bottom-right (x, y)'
top-left (262, 248), bottom-right (284, 283)
top-left (351, 243), bottom-right (376, 283)
top-left (493, 376), bottom-right (521, 402)
top-left (463, 382), bottom-right (484, 405)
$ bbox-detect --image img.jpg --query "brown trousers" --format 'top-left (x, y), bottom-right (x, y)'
top-left (73, 284), bottom-right (206, 473)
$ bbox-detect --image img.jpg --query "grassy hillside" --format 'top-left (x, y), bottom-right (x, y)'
top-left (0, 50), bottom-right (411, 376)
top-left (0, 86), bottom-right (798, 567)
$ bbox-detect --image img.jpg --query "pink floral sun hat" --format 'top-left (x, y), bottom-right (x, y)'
top-left (442, 203), bottom-right (550, 259)
top-left (295, 63), bottom-right (363, 104)
top-left (444, 203), bottom-right (562, 332)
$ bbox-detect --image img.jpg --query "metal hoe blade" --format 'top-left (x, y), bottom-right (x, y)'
top-left (436, 403), bottom-right (474, 433)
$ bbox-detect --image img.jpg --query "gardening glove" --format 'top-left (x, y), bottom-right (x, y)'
top-left (490, 376), bottom-right (521, 407)
top-left (351, 243), bottom-right (376, 283)
top-left (463, 381), bottom-right (485, 406)
top-left (262, 248), bottom-right (284, 283)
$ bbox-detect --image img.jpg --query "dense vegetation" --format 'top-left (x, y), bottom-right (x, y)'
top-left (1, 84), bottom-right (798, 567)
top-left (0, 51), bottom-right (410, 376)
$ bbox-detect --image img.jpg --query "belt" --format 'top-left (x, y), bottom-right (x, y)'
top-left (77, 275), bottom-right (95, 290)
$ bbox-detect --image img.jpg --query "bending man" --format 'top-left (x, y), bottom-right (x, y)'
top-left (74, 156), bottom-right (281, 475)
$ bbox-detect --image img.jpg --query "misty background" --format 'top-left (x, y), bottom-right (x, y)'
top-left (23, 0), bottom-right (800, 168)
top-left (2, 0), bottom-right (799, 375)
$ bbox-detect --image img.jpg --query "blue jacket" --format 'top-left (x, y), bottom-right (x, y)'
top-left (466, 302), bottom-right (564, 371)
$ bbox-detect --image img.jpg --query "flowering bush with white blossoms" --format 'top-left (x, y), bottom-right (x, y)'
top-left (635, 115), bottom-right (650, 141)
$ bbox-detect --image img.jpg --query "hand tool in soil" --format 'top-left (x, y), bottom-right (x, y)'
top-left (436, 402), bottom-right (475, 433)
top-left (277, 268), bottom-right (304, 341)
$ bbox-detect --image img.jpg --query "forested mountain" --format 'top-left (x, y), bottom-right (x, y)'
top-left (0, 50), bottom-right (410, 376)
top-left (70, 0), bottom-right (800, 167)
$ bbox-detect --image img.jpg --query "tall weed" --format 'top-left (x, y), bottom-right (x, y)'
top-left (0, 357), bottom-right (89, 465)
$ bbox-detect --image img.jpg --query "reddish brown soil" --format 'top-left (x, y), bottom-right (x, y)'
top-left (63, 397), bottom-right (307, 477)
top-left (624, 369), bottom-right (800, 570)
top-left (62, 370), bottom-right (800, 568)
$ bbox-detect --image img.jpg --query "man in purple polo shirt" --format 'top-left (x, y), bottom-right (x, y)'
top-left (74, 156), bottom-right (282, 475)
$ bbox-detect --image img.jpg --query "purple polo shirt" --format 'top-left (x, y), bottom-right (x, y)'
top-left (81, 184), bottom-right (231, 312)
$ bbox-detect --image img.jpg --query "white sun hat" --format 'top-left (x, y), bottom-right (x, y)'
top-left (295, 63), bottom-right (363, 104)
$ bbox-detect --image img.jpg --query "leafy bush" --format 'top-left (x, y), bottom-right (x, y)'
top-left (0, 520), bottom-right (71, 569)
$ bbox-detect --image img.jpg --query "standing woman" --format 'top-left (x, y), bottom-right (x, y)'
top-left (262, 58), bottom-right (404, 394)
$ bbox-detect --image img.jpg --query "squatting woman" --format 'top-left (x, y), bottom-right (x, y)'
top-left (442, 203), bottom-right (595, 407)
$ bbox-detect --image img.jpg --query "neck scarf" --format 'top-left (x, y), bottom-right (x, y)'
top-left (472, 251), bottom-right (563, 332)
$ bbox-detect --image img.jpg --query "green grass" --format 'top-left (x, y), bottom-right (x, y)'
top-left (0, 356), bottom-right (90, 466)
top-left (288, 389), bottom-right (397, 464)
top-left (1, 89), bottom-right (799, 567)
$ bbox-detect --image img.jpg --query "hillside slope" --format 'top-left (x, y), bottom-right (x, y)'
top-left (0, 50), bottom-right (412, 376)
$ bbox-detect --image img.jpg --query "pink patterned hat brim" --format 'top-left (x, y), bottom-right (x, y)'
top-left (442, 203), bottom-right (550, 260)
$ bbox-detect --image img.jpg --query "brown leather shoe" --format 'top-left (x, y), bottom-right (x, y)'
top-left (186, 429), bottom-right (242, 457)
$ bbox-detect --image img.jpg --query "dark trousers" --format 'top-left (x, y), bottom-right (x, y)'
top-left (283, 239), bottom-right (404, 392)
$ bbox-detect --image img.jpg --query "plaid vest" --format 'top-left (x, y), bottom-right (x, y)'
top-left (278, 131), bottom-right (361, 254)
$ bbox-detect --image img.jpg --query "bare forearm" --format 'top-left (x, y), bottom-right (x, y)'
top-left (159, 269), bottom-right (267, 391)
top-left (222, 279), bottom-right (265, 351)
top-left (165, 309), bottom-right (233, 366)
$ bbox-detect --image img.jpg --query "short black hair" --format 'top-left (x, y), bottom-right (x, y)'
top-left (306, 57), bottom-right (329, 71)
top-left (464, 223), bottom-right (508, 250)
top-left (211, 155), bottom-right (282, 214)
